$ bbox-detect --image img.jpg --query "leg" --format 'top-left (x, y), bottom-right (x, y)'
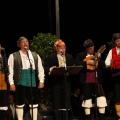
top-left (0, 110), bottom-right (6, 120)
top-left (54, 110), bottom-right (62, 120)
top-left (114, 81), bottom-right (120, 119)
top-left (115, 104), bottom-right (120, 120)
top-left (97, 96), bottom-right (107, 120)
top-left (15, 85), bottom-right (26, 120)
top-left (28, 88), bottom-right (39, 120)
top-left (98, 107), bottom-right (105, 120)
top-left (85, 108), bottom-right (91, 120)
top-left (82, 99), bottom-right (92, 120)
top-left (82, 84), bottom-right (93, 120)
top-left (0, 90), bottom-right (9, 120)
top-left (16, 105), bottom-right (24, 120)
top-left (51, 84), bottom-right (61, 110)
top-left (29, 106), bottom-right (38, 120)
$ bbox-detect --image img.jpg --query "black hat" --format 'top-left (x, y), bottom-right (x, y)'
top-left (83, 39), bottom-right (94, 49)
top-left (112, 33), bottom-right (120, 41)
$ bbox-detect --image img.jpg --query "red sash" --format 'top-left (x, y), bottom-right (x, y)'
top-left (86, 71), bottom-right (98, 83)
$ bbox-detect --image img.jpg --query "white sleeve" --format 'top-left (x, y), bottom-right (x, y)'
top-left (37, 54), bottom-right (45, 83)
top-left (8, 54), bottom-right (14, 85)
top-left (105, 50), bottom-right (112, 67)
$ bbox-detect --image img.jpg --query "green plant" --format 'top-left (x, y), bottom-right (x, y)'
top-left (29, 32), bottom-right (57, 110)
top-left (30, 32), bottom-right (57, 62)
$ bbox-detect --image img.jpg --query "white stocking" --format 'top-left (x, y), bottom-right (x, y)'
top-left (85, 108), bottom-right (90, 115)
top-left (16, 108), bottom-right (23, 120)
top-left (30, 107), bottom-right (38, 120)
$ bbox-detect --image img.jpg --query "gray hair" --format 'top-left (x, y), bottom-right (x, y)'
top-left (17, 36), bottom-right (28, 46)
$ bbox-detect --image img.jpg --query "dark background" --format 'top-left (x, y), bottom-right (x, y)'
top-left (0, 0), bottom-right (119, 93)
top-left (0, 0), bottom-right (119, 57)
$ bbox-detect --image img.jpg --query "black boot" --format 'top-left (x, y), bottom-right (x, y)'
top-left (85, 114), bottom-right (91, 120)
top-left (54, 110), bottom-right (62, 120)
top-left (99, 113), bottom-right (105, 120)
top-left (62, 110), bottom-right (71, 120)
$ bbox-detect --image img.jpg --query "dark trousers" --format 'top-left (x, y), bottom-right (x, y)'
top-left (0, 110), bottom-right (6, 120)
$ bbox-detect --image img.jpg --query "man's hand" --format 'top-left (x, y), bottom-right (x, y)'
top-left (97, 53), bottom-right (101, 58)
top-left (48, 66), bottom-right (56, 75)
top-left (10, 84), bottom-right (16, 91)
top-left (87, 60), bottom-right (95, 65)
top-left (38, 82), bottom-right (44, 89)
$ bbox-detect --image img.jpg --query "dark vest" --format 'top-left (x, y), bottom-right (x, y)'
top-left (13, 51), bottom-right (38, 84)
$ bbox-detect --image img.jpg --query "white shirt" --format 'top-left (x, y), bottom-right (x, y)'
top-left (8, 50), bottom-right (45, 85)
top-left (105, 47), bottom-right (120, 67)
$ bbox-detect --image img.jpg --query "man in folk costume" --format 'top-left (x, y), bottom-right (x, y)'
top-left (75, 39), bottom-right (107, 120)
top-left (8, 36), bottom-right (45, 120)
top-left (105, 33), bottom-right (120, 120)
top-left (0, 44), bottom-right (9, 120)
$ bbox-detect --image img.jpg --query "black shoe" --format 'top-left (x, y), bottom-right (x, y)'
top-left (99, 113), bottom-right (105, 120)
top-left (54, 110), bottom-right (62, 120)
top-left (85, 114), bottom-right (91, 120)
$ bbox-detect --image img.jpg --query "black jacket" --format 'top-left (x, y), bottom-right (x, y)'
top-left (75, 51), bottom-right (106, 84)
top-left (44, 52), bottom-right (75, 84)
